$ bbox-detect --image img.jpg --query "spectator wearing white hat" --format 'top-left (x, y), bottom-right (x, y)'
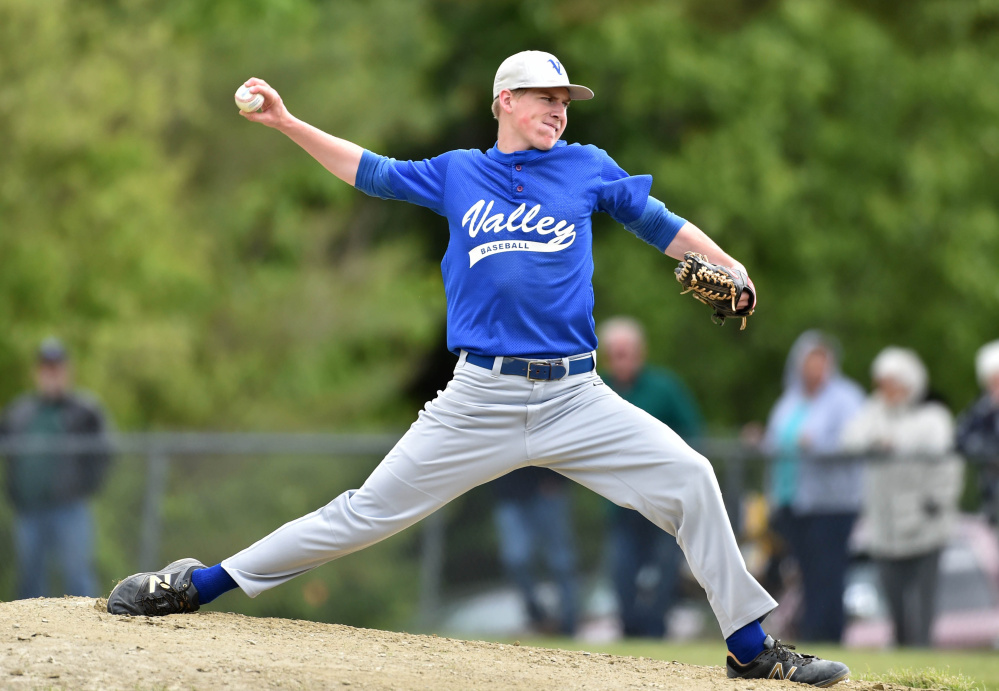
top-left (956, 340), bottom-right (999, 527)
top-left (841, 346), bottom-right (964, 647)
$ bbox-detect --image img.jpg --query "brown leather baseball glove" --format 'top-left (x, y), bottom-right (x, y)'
top-left (674, 252), bottom-right (756, 330)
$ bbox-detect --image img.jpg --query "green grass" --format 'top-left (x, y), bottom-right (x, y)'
top-left (864, 667), bottom-right (983, 691)
top-left (496, 638), bottom-right (999, 690)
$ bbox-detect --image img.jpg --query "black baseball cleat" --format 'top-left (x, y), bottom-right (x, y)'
top-left (107, 558), bottom-right (205, 616)
top-left (727, 635), bottom-right (850, 687)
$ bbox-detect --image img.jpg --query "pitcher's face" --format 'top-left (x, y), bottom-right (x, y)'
top-left (508, 87), bottom-right (570, 150)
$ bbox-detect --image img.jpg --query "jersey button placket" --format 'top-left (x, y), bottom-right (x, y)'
top-left (513, 161), bottom-right (524, 196)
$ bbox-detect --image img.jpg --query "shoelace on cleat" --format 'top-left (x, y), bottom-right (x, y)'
top-left (770, 639), bottom-right (815, 665)
top-left (141, 578), bottom-right (196, 615)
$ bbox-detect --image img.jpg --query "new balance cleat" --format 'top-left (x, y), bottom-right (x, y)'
top-left (107, 558), bottom-right (205, 616)
top-left (727, 635), bottom-right (849, 687)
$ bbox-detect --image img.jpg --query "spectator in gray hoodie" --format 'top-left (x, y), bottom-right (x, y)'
top-left (841, 346), bottom-right (963, 647)
top-left (760, 330), bottom-right (865, 642)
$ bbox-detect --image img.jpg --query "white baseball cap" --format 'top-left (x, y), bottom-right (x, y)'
top-left (492, 51), bottom-right (594, 101)
top-left (976, 339), bottom-right (999, 388)
top-left (871, 346), bottom-right (927, 403)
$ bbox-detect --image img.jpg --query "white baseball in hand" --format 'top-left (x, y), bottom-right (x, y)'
top-left (234, 85), bottom-right (264, 112)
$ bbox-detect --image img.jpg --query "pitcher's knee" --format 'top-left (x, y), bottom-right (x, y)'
top-left (677, 449), bottom-right (716, 481)
top-left (673, 451), bottom-right (726, 508)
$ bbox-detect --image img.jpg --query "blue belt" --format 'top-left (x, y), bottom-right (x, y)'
top-left (465, 353), bottom-right (595, 381)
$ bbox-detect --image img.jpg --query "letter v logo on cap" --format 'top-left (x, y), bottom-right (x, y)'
top-left (548, 58), bottom-right (562, 74)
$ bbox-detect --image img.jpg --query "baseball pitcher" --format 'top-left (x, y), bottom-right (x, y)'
top-left (107, 51), bottom-right (848, 686)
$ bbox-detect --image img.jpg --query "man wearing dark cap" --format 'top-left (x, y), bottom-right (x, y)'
top-left (0, 338), bottom-right (113, 598)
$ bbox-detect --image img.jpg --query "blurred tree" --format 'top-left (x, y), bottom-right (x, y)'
top-left (0, 0), bottom-right (213, 425)
top-left (0, 0), bottom-right (450, 429)
top-left (557, 0), bottom-right (999, 420)
top-left (5, 0), bottom-right (997, 428)
top-left (3, 0), bottom-right (999, 627)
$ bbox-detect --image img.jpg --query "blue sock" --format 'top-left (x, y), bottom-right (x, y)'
top-left (726, 621), bottom-right (767, 663)
top-left (190, 563), bottom-right (238, 604)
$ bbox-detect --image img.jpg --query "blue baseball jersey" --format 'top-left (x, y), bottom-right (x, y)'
top-left (355, 141), bottom-right (685, 359)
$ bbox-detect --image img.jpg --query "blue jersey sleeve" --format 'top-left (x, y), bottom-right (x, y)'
top-left (591, 149), bottom-right (685, 252)
top-left (594, 150), bottom-right (653, 224)
top-left (623, 196), bottom-right (687, 253)
top-left (354, 149), bottom-right (452, 215)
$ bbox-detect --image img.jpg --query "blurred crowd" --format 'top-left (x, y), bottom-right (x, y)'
top-left (480, 325), bottom-right (999, 648)
top-left (746, 332), bottom-right (995, 648)
top-left (2, 330), bottom-right (999, 649)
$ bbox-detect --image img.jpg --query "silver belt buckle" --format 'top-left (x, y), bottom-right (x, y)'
top-left (526, 360), bottom-right (549, 381)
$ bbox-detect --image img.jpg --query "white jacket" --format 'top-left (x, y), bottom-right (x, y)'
top-left (841, 398), bottom-right (963, 558)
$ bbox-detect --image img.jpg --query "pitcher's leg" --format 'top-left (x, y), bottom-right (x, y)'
top-left (223, 378), bottom-right (528, 597)
top-left (108, 362), bottom-right (533, 616)
top-left (535, 382), bottom-right (776, 638)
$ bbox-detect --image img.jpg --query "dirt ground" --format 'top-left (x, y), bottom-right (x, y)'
top-left (0, 598), bottom-right (906, 691)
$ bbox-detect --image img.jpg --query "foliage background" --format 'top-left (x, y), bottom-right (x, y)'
top-left (2, 0), bottom-right (998, 626)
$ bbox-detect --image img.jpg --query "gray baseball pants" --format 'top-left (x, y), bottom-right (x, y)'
top-left (222, 353), bottom-right (776, 637)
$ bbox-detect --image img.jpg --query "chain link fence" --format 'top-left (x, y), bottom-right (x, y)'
top-left (0, 433), bottom-right (994, 633)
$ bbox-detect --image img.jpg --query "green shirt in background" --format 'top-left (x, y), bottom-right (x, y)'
top-left (14, 401), bottom-right (65, 507)
top-left (602, 365), bottom-right (703, 522)
top-left (604, 365), bottom-right (703, 442)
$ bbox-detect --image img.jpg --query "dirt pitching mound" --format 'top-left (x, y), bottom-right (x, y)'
top-left (2, 598), bottom-right (894, 690)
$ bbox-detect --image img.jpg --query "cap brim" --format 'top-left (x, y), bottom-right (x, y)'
top-left (493, 82), bottom-right (595, 101)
